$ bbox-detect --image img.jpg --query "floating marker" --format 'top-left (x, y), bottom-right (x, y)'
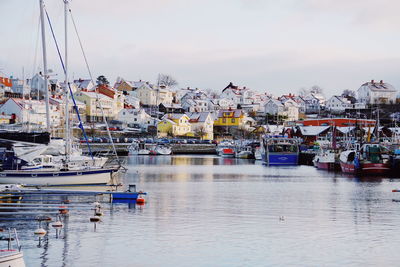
top-left (34, 228), bottom-right (47, 236)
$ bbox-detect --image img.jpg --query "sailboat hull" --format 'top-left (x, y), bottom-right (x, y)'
top-left (0, 169), bottom-right (115, 185)
top-left (0, 251), bottom-right (25, 267)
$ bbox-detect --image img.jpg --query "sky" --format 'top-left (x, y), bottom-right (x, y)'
top-left (1, 0), bottom-right (400, 96)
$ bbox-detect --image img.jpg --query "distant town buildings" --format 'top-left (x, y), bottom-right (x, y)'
top-left (0, 71), bottom-right (398, 138)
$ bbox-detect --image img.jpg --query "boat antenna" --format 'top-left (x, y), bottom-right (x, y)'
top-left (39, 0), bottom-right (51, 132)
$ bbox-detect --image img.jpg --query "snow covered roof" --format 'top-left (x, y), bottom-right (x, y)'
top-left (161, 103), bottom-right (183, 109)
top-left (266, 99), bottom-right (284, 107)
top-left (186, 112), bottom-right (211, 122)
top-left (336, 126), bottom-right (355, 134)
top-left (78, 91), bottom-right (112, 100)
top-left (217, 109), bottom-right (244, 118)
top-left (263, 125), bottom-right (284, 134)
top-left (162, 113), bottom-right (188, 120)
top-left (360, 80), bottom-right (397, 92)
top-left (73, 79), bottom-right (94, 90)
top-left (298, 126), bottom-right (330, 136)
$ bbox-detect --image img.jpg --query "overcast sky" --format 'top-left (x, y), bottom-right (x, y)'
top-left (1, 0), bottom-right (400, 95)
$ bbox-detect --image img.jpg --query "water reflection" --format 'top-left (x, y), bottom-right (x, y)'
top-left (9, 155), bottom-right (400, 266)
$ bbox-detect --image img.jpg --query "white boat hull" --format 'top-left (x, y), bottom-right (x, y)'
top-left (0, 251), bottom-right (25, 267)
top-left (155, 147), bottom-right (172, 155)
top-left (0, 169), bottom-right (114, 186)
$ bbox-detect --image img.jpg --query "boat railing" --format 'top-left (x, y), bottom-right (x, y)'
top-left (0, 228), bottom-right (22, 252)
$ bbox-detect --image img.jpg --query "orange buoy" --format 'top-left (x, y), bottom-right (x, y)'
top-left (136, 197), bottom-right (145, 205)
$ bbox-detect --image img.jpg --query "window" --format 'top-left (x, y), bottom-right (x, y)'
top-left (222, 118), bottom-right (226, 123)
top-left (231, 119), bottom-right (235, 123)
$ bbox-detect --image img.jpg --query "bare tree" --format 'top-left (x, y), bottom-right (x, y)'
top-left (310, 85), bottom-right (323, 95)
top-left (157, 74), bottom-right (178, 87)
top-left (194, 126), bottom-right (207, 140)
top-left (341, 89), bottom-right (355, 98)
top-left (298, 87), bottom-right (308, 97)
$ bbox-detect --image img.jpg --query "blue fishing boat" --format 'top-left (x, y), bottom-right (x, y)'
top-left (261, 136), bottom-right (299, 166)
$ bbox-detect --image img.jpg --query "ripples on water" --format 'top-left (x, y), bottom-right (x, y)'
top-left (4, 155), bottom-right (400, 267)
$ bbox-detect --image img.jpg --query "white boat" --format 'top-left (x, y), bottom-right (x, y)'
top-left (236, 146), bottom-right (254, 159)
top-left (128, 141), bottom-right (152, 155)
top-left (217, 141), bottom-right (236, 158)
top-left (0, 228), bottom-right (25, 267)
top-left (0, 168), bottom-right (115, 186)
top-left (155, 145), bottom-right (172, 155)
top-left (313, 149), bottom-right (340, 171)
top-left (0, 0), bottom-right (119, 185)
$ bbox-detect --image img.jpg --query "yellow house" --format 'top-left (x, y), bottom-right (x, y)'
top-left (157, 113), bottom-right (191, 137)
top-left (214, 109), bottom-right (245, 127)
top-left (74, 91), bottom-right (115, 122)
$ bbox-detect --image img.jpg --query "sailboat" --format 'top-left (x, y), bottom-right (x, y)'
top-left (0, 0), bottom-right (119, 185)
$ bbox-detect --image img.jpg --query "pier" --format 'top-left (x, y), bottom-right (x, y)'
top-left (81, 143), bottom-right (217, 155)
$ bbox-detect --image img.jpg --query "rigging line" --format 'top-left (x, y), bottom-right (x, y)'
top-left (69, 8), bottom-right (122, 166)
top-left (44, 8), bottom-right (94, 160)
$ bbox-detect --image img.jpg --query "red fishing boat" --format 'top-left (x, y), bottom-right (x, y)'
top-left (339, 144), bottom-right (390, 175)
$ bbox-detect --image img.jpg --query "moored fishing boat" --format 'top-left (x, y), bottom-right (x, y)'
top-left (339, 144), bottom-right (390, 175)
top-left (217, 140), bottom-right (236, 158)
top-left (261, 136), bottom-right (299, 166)
top-left (313, 149), bottom-right (340, 171)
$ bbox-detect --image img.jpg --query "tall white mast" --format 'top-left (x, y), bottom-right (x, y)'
top-left (39, 0), bottom-right (51, 132)
top-left (64, 0), bottom-right (71, 159)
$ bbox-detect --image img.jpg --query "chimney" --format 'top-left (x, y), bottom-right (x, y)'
top-left (380, 80), bottom-right (383, 84)
top-left (371, 79), bottom-right (374, 84)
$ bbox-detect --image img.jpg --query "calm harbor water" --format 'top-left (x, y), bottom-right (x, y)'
top-left (4, 155), bottom-right (400, 266)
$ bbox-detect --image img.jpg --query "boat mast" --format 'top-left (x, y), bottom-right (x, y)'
top-left (376, 107), bottom-right (380, 142)
top-left (64, 0), bottom-right (71, 159)
top-left (39, 0), bottom-right (51, 132)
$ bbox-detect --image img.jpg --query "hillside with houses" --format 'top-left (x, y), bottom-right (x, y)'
top-left (0, 73), bottom-right (399, 140)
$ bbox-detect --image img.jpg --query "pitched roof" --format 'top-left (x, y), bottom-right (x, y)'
top-left (162, 113), bottom-right (188, 120)
top-left (361, 80), bottom-right (396, 92)
top-left (217, 109), bottom-right (244, 118)
top-left (297, 126), bottom-right (330, 136)
top-left (266, 99), bottom-right (283, 107)
top-left (186, 112), bottom-right (211, 122)
top-left (78, 91), bottom-right (112, 100)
